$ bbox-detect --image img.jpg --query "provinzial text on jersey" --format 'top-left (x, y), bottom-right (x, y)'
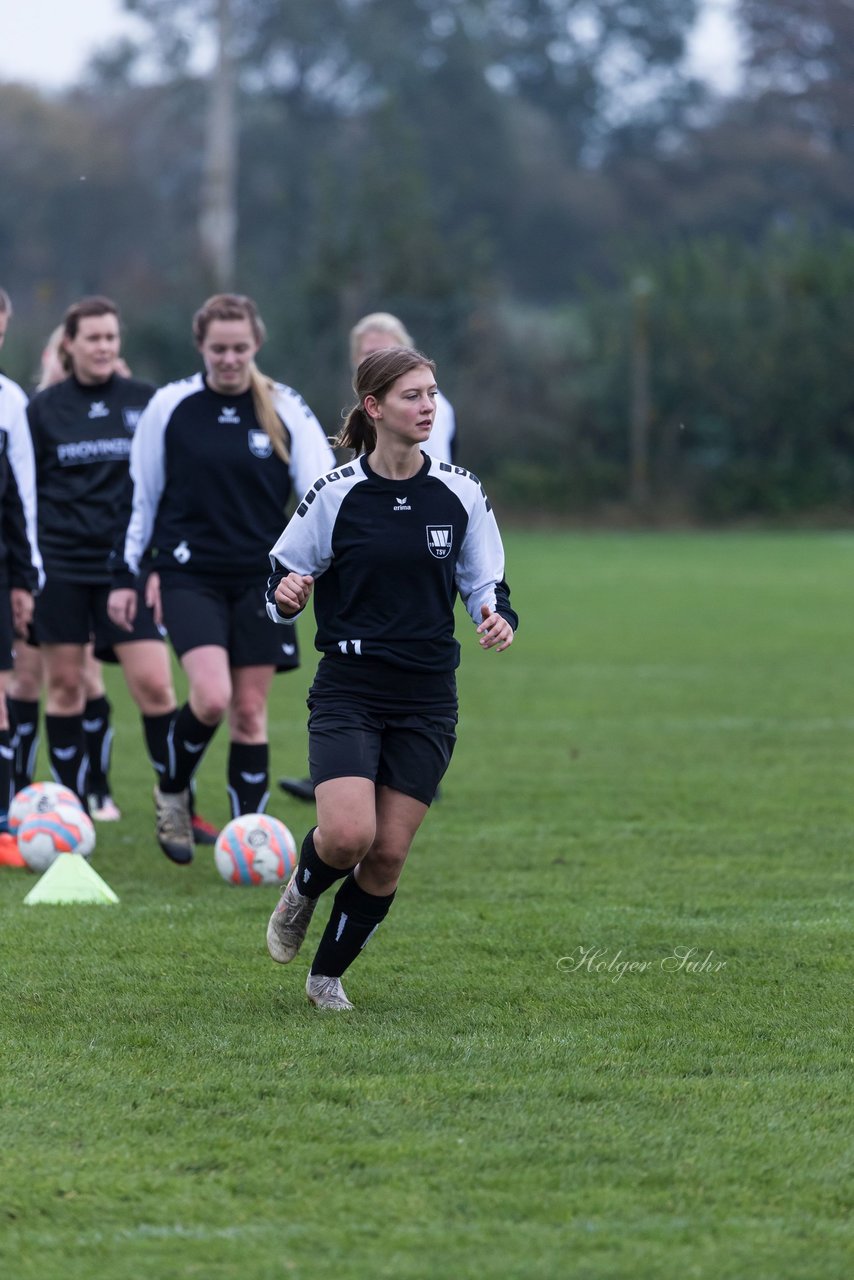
top-left (57, 438), bottom-right (132, 465)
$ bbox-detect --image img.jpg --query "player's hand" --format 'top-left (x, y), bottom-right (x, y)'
top-left (145, 571), bottom-right (163, 628)
top-left (275, 573), bottom-right (314, 617)
top-left (10, 588), bottom-right (33, 638)
top-left (108, 587), bottom-right (138, 632)
top-left (477, 603), bottom-right (514, 652)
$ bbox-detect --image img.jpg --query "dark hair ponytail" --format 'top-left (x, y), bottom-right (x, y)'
top-left (334, 346), bottom-right (436, 454)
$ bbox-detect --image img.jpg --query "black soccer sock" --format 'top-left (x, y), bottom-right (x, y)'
top-left (295, 825), bottom-right (352, 900)
top-left (310, 873), bottom-right (396, 979)
top-left (83, 695), bottom-right (113, 794)
top-left (227, 741), bottom-right (269, 817)
top-left (142, 709), bottom-right (176, 785)
top-left (0, 728), bottom-right (13, 822)
top-left (7, 697), bottom-right (39, 792)
top-left (161, 703), bottom-right (218, 794)
top-left (45, 713), bottom-right (88, 801)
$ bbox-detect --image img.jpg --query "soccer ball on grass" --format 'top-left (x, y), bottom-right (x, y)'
top-left (214, 813), bottom-right (297, 886)
top-left (9, 781), bottom-right (83, 834)
top-left (17, 802), bottom-right (96, 874)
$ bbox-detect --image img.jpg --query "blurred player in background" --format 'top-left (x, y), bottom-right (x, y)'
top-left (0, 287), bottom-right (39, 865)
top-left (108, 292), bottom-right (335, 865)
top-left (7, 324), bottom-right (123, 818)
top-left (27, 294), bottom-right (218, 850)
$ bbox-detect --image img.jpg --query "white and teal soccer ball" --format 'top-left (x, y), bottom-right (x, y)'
top-left (17, 802), bottom-right (96, 873)
top-left (8, 782), bottom-right (84, 834)
top-left (214, 813), bottom-right (297, 886)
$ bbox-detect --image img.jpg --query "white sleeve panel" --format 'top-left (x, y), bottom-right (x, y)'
top-left (125, 376), bottom-right (201, 574)
top-left (424, 390), bottom-right (456, 465)
top-left (266, 467), bottom-right (362, 625)
top-left (273, 384), bottom-right (337, 499)
top-left (433, 462), bottom-right (507, 625)
top-left (269, 466), bottom-right (363, 578)
top-left (1, 375), bottom-right (43, 585)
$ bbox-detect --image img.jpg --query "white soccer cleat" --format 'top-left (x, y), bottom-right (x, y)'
top-left (88, 793), bottom-right (122, 822)
top-left (266, 871), bottom-right (317, 963)
top-left (306, 973), bottom-right (354, 1011)
top-left (153, 786), bottom-right (194, 865)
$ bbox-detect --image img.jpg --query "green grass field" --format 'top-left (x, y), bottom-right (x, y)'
top-left (1, 532), bottom-right (851, 1279)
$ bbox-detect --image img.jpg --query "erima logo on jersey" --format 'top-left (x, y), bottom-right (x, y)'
top-left (427, 525), bottom-right (453, 558)
top-left (282, 643), bottom-right (296, 655)
top-left (248, 429), bottom-right (273, 458)
top-left (173, 540), bottom-right (191, 564)
top-left (394, 496), bottom-right (411, 511)
top-left (88, 401), bottom-right (110, 419)
top-left (218, 406), bottom-right (240, 424)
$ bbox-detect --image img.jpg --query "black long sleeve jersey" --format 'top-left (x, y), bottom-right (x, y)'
top-left (119, 374), bottom-right (335, 584)
top-left (27, 373), bottom-right (155, 582)
top-left (266, 453), bottom-right (517, 674)
top-left (0, 372), bottom-right (41, 586)
top-left (0, 392), bottom-right (39, 592)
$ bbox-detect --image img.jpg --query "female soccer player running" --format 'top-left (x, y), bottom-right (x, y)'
top-left (26, 296), bottom-right (193, 840)
top-left (109, 293), bottom-right (335, 865)
top-left (265, 346), bottom-right (516, 1010)
top-left (278, 309), bottom-right (460, 804)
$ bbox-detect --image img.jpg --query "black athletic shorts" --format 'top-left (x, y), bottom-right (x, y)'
top-left (307, 655), bottom-right (458, 806)
top-left (34, 576), bottom-right (164, 662)
top-left (160, 573), bottom-right (299, 671)
top-left (0, 590), bottom-right (14, 671)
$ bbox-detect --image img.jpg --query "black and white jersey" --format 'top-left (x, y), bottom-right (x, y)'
top-left (0, 372), bottom-right (41, 585)
top-left (27, 373), bottom-right (154, 582)
top-left (266, 453), bottom-right (517, 674)
top-left (120, 373), bottom-right (335, 582)
top-left (0, 439), bottom-right (38, 593)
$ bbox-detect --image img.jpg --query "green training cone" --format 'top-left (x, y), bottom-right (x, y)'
top-left (23, 853), bottom-right (119, 906)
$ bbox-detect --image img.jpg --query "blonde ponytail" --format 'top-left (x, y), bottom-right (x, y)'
top-left (249, 363), bottom-right (290, 463)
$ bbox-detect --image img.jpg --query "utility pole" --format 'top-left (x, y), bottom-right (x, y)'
top-left (199, 0), bottom-right (237, 290)
top-left (629, 274), bottom-right (653, 510)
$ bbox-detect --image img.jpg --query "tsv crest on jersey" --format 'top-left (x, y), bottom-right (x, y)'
top-left (122, 407), bottom-right (143, 432)
top-left (248, 429), bottom-right (273, 458)
top-left (426, 525), bottom-right (453, 558)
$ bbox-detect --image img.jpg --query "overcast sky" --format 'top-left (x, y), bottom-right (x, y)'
top-left (0, 0), bottom-right (743, 94)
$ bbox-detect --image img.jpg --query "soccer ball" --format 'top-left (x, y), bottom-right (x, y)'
top-left (214, 813), bottom-right (298, 886)
top-left (17, 802), bottom-right (97, 874)
top-left (8, 781), bottom-right (84, 834)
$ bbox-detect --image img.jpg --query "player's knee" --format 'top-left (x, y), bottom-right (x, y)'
top-left (229, 701), bottom-right (266, 741)
top-left (191, 687), bottom-right (230, 724)
top-left (321, 817), bottom-right (374, 866)
top-left (47, 672), bottom-right (84, 712)
top-left (363, 842), bottom-right (408, 886)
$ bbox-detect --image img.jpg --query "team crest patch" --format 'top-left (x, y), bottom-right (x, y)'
top-left (426, 525), bottom-right (453, 558)
top-left (122, 407), bottom-right (143, 432)
top-left (248, 429), bottom-right (273, 458)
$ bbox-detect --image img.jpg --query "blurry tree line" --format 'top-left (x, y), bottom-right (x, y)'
top-left (2, 0), bottom-right (854, 519)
